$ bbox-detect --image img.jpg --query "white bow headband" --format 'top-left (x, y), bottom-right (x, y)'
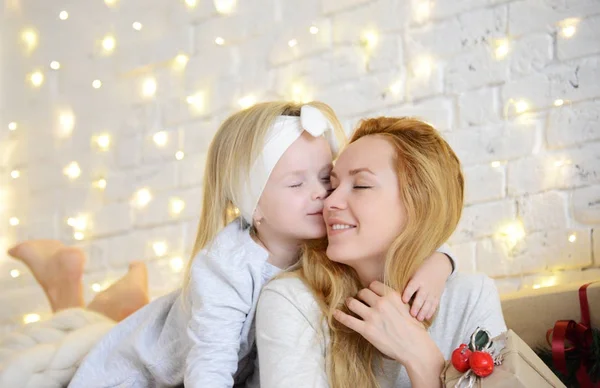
top-left (236, 105), bottom-right (340, 223)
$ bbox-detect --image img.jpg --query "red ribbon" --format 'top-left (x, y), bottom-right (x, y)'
top-left (546, 282), bottom-right (599, 388)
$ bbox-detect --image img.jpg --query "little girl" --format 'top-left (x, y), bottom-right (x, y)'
top-left (69, 101), bottom-right (456, 388)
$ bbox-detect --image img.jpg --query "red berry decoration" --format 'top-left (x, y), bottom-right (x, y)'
top-left (451, 344), bottom-right (472, 373)
top-left (469, 351), bottom-right (494, 377)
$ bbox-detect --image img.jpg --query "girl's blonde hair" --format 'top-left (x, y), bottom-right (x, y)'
top-left (291, 117), bottom-right (465, 388)
top-left (183, 101), bottom-right (346, 290)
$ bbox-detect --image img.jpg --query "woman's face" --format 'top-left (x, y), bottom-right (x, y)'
top-left (324, 135), bottom-right (407, 265)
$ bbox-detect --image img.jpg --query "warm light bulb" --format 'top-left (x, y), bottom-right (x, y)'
top-left (58, 111), bottom-right (75, 137)
top-left (10, 269), bottom-right (20, 278)
top-left (93, 178), bottom-right (107, 189)
top-left (29, 71), bottom-right (44, 87)
top-left (102, 35), bottom-right (116, 52)
top-left (175, 151), bottom-right (185, 160)
top-left (288, 39), bottom-right (298, 48)
top-left (153, 131), bottom-right (168, 146)
top-left (50, 61), bottom-right (61, 70)
top-left (23, 314), bottom-right (41, 324)
top-left (92, 79), bottom-right (102, 89)
top-left (554, 99), bottom-right (564, 107)
top-left (497, 220), bottom-right (526, 249)
top-left (213, 0), bottom-right (236, 14)
top-left (215, 37), bottom-right (225, 45)
top-left (169, 198), bottom-right (186, 215)
top-left (74, 231), bottom-right (85, 241)
top-left (59, 11), bottom-right (69, 20)
top-left (174, 54), bottom-right (189, 69)
top-left (133, 188), bottom-right (152, 208)
top-left (561, 25), bottom-right (576, 38)
top-left (491, 161), bottom-right (502, 168)
top-left (414, 1), bottom-right (431, 22)
top-left (361, 31), bottom-right (378, 48)
top-left (104, 0), bottom-right (117, 6)
top-left (8, 122), bottom-right (17, 131)
top-left (238, 95), bottom-right (257, 109)
top-left (515, 100), bottom-right (529, 114)
top-left (67, 215), bottom-right (88, 231)
top-left (494, 39), bottom-right (509, 59)
top-left (142, 78), bottom-right (157, 98)
top-left (568, 233), bottom-right (577, 243)
top-left (170, 257), bottom-right (184, 273)
top-left (389, 80), bottom-right (403, 96)
top-left (9, 217), bottom-right (20, 226)
top-left (132, 22), bottom-right (143, 31)
top-left (63, 161), bottom-right (81, 180)
top-left (310, 26), bottom-right (319, 34)
top-left (11, 170), bottom-right (20, 179)
top-left (21, 29), bottom-right (38, 50)
top-left (94, 134), bottom-right (111, 151)
top-left (152, 241), bottom-right (168, 257)
top-left (412, 56), bottom-right (433, 78)
top-left (92, 283), bottom-right (102, 292)
top-left (186, 93), bottom-right (205, 110)
top-left (185, 0), bottom-right (197, 8)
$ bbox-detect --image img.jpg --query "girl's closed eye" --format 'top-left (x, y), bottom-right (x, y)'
top-left (289, 182), bottom-right (303, 188)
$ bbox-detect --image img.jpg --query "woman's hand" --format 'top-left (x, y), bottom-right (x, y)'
top-left (333, 281), bottom-right (445, 386)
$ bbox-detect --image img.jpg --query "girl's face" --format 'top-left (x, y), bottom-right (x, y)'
top-left (255, 131), bottom-right (333, 241)
top-left (324, 135), bottom-right (407, 265)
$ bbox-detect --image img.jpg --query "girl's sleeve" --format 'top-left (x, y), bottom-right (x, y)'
top-left (436, 243), bottom-right (458, 276)
top-left (184, 252), bottom-right (253, 388)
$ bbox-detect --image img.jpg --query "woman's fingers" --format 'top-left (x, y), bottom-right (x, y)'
top-left (345, 297), bottom-right (371, 319)
top-left (333, 309), bottom-right (365, 334)
top-left (356, 288), bottom-right (379, 307)
top-left (368, 280), bottom-right (393, 296)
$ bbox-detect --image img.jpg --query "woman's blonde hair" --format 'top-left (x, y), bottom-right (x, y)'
top-left (292, 117), bottom-right (465, 388)
top-left (183, 101), bottom-right (346, 291)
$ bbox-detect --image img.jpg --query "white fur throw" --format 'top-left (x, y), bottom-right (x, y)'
top-left (0, 308), bottom-right (115, 388)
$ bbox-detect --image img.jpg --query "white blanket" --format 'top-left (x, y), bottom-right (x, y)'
top-left (0, 308), bottom-right (114, 388)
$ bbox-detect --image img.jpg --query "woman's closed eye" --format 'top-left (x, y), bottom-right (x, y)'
top-left (354, 185), bottom-right (372, 189)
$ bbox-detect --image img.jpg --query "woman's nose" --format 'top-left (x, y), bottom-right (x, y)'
top-left (324, 187), bottom-right (345, 210)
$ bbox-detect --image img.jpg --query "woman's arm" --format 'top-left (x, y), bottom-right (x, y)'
top-left (256, 286), bottom-right (329, 388)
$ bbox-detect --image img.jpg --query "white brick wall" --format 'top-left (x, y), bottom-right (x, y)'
top-left (1, 0), bottom-right (599, 330)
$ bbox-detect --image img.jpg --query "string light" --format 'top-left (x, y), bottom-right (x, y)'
top-left (102, 35), bottom-right (116, 52)
top-left (9, 217), bottom-right (20, 226)
top-left (413, 1), bottom-right (431, 23)
top-left (494, 39), bottom-right (510, 59)
top-left (58, 111), bottom-right (75, 137)
top-left (288, 39), bottom-right (298, 48)
top-left (170, 257), bottom-right (184, 273)
top-left (67, 214), bottom-right (88, 231)
top-left (21, 28), bottom-right (38, 51)
top-left (554, 99), bottom-right (565, 107)
top-left (29, 71), bottom-right (44, 87)
top-left (514, 99), bottom-right (529, 114)
top-left (568, 233), bottom-right (577, 243)
top-left (10, 269), bottom-right (20, 278)
top-left (185, 0), bottom-right (197, 8)
top-left (186, 92), bottom-right (205, 111)
top-left (238, 95), bottom-right (257, 109)
top-left (92, 79), bottom-right (102, 89)
top-left (153, 131), bottom-right (168, 146)
top-left (91, 283), bottom-right (103, 292)
top-left (309, 26), bottom-right (319, 34)
top-left (412, 55), bottom-right (433, 78)
top-left (213, 0), bottom-right (236, 14)
top-left (23, 314), bottom-right (41, 324)
top-left (93, 178), bottom-right (107, 189)
top-left (175, 151), bottom-right (185, 160)
top-left (59, 11), bottom-right (69, 20)
top-left (554, 159), bottom-right (570, 167)
top-left (215, 37), bottom-right (225, 45)
top-left (8, 122), bottom-right (17, 131)
top-left (63, 161), bottom-right (81, 180)
top-left (291, 82), bottom-right (310, 103)
top-left (361, 31), bottom-right (378, 49)
top-left (389, 79), bottom-right (403, 96)
top-left (152, 241), bottom-right (168, 257)
top-left (559, 19), bottom-right (579, 38)
top-left (132, 22), bottom-right (143, 31)
top-left (173, 54), bottom-right (189, 70)
top-left (169, 197), bottom-right (186, 215)
top-left (142, 78), bottom-right (157, 98)
top-left (94, 134), bottom-right (111, 151)
top-left (133, 188), bottom-right (152, 208)
top-left (11, 170), bottom-right (20, 179)
top-left (491, 161), bottom-right (502, 168)
top-left (104, 0), bottom-right (118, 7)
top-left (533, 276), bottom-right (557, 290)
top-left (50, 61), bottom-right (61, 70)
top-left (497, 220), bottom-right (526, 250)
top-left (74, 231), bottom-right (85, 241)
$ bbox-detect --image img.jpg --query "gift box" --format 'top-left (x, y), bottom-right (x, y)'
top-left (441, 329), bottom-right (565, 387)
top-left (501, 280), bottom-right (600, 348)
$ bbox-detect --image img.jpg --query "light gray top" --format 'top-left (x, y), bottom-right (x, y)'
top-left (70, 220), bottom-right (281, 388)
top-left (256, 272), bottom-right (507, 388)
